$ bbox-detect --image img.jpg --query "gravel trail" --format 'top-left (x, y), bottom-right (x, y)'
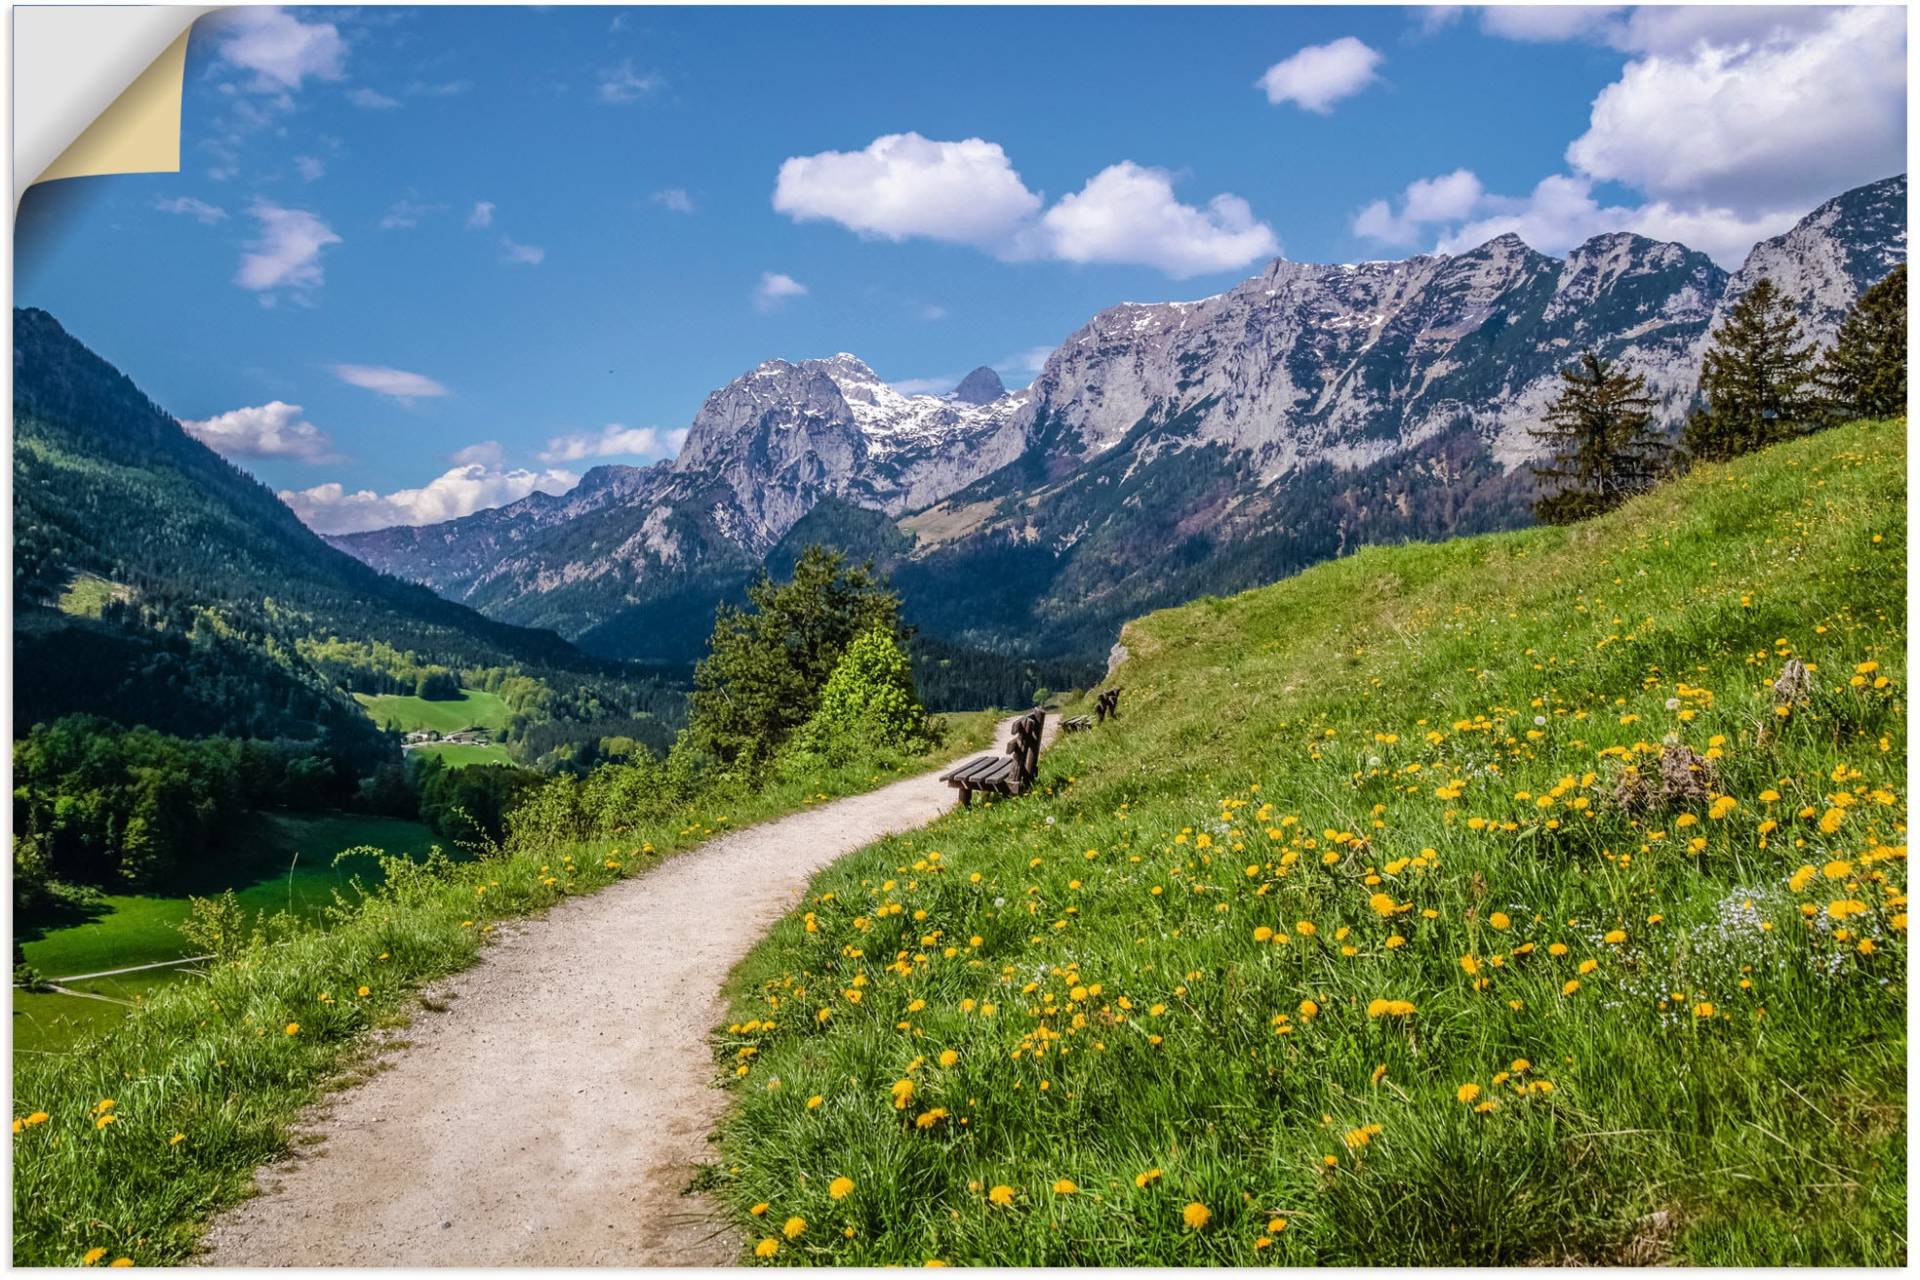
top-left (200, 718), bottom-right (1043, 1266)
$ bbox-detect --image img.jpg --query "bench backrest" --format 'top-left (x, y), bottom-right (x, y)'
top-left (1006, 707), bottom-right (1045, 783)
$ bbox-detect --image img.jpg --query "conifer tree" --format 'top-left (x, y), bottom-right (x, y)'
top-left (1682, 276), bottom-right (1819, 462)
top-left (1816, 264), bottom-right (1907, 420)
top-left (1528, 350), bottom-right (1668, 524)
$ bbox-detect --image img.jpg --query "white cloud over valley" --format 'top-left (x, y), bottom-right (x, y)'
top-left (280, 464), bottom-right (579, 535)
top-left (773, 132), bottom-right (1279, 278)
top-left (754, 271), bottom-right (809, 311)
top-left (181, 401), bottom-right (338, 462)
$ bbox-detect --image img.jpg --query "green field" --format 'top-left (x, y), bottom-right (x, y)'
top-left (13, 813), bottom-right (440, 1054)
top-left (407, 741), bottom-right (515, 768)
top-left (354, 687), bottom-right (509, 735)
top-left (714, 420), bottom-right (1907, 1266)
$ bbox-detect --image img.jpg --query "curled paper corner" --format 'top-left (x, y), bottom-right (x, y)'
top-left (15, 6), bottom-right (214, 203)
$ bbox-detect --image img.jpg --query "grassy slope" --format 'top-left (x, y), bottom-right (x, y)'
top-left (406, 741), bottom-right (516, 768)
top-left (354, 688), bottom-right (509, 735)
top-left (14, 815), bottom-right (439, 1054)
top-left (714, 420), bottom-right (1907, 1267)
top-left (9, 711), bottom-right (1000, 1267)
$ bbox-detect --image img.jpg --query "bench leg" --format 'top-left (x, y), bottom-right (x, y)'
top-left (957, 785), bottom-right (972, 807)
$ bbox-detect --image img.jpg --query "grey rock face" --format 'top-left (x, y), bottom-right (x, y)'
top-left (331, 176), bottom-right (1906, 653)
top-left (953, 366), bottom-right (1007, 405)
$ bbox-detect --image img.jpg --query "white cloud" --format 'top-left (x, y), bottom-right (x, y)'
top-left (1416, 6), bottom-right (1465, 35)
top-left (407, 79), bottom-right (471, 97)
top-left (774, 134), bottom-right (1279, 278)
top-left (651, 188), bottom-right (696, 214)
top-left (1565, 5), bottom-right (1906, 212)
top-left (775, 132), bottom-right (1042, 249)
top-left (1354, 6), bottom-right (1904, 270)
top-left (331, 364), bottom-right (450, 401)
top-left (180, 400), bottom-right (337, 462)
top-left (466, 200), bottom-right (495, 229)
top-left (501, 236), bottom-right (545, 265)
top-left (536, 424), bottom-right (664, 463)
top-left (281, 464), bottom-right (579, 535)
top-left (1031, 162), bottom-right (1280, 278)
top-left (154, 195), bottom-right (227, 224)
top-left (1428, 173), bottom-right (1797, 268)
top-left (294, 154), bottom-right (325, 181)
top-left (379, 198), bottom-right (441, 230)
top-left (598, 59), bottom-right (662, 104)
top-left (449, 441), bottom-right (504, 466)
top-left (1479, 5), bottom-right (1624, 43)
top-left (1352, 168), bottom-right (1485, 245)
top-left (1256, 37), bottom-right (1383, 113)
top-left (346, 87), bottom-right (399, 110)
top-left (919, 303), bottom-right (947, 321)
top-left (233, 200), bottom-right (340, 300)
top-left (997, 345), bottom-right (1057, 381)
top-left (210, 7), bottom-right (345, 93)
top-left (664, 427), bottom-right (690, 454)
top-left (754, 272), bottom-right (808, 312)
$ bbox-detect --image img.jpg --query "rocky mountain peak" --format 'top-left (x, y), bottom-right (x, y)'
top-left (952, 365), bottom-right (1006, 405)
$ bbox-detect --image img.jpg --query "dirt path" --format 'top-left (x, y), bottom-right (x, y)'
top-left (200, 718), bottom-right (1047, 1267)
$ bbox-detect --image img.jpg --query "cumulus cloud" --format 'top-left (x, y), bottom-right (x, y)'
top-left (536, 424), bottom-right (664, 463)
top-left (754, 272), bottom-right (808, 312)
top-left (1354, 6), bottom-right (1904, 269)
top-left (1256, 37), bottom-right (1383, 113)
top-left (651, 188), bottom-right (696, 214)
top-left (294, 154), bottom-right (325, 181)
top-left (1566, 4), bottom-right (1905, 212)
top-left (154, 195), bottom-right (227, 224)
top-left (664, 427), bottom-right (690, 454)
top-left (331, 364), bottom-right (450, 401)
top-left (1030, 162), bottom-right (1280, 278)
top-left (1352, 168), bottom-right (1486, 245)
top-left (501, 236), bottom-right (545, 265)
top-left (233, 200), bottom-right (340, 301)
top-left (209, 7), bottom-right (345, 93)
top-left (466, 200), bottom-right (495, 229)
top-left (347, 86), bottom-right (399, 110)
top-left (180, 401), bottom-right (337, 462)
top-left (281, 464), bottom-right (579, 535)
top-left (774, 133), bottom-right (1278, 277)
top-left (598, 59), bottom-right (662, 104)
top-left (775, 133), bottom-right (1042, 249)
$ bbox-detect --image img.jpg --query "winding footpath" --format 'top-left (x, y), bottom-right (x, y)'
top-left (200, 717), bottom-right (1049, 1266)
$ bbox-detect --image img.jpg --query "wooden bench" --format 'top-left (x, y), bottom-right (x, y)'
top-left (1061, 714), bottom-right (1094, 733)
top-left (1094, 687), bottom-right (1123, 723)
top-left (942, 708), bottom-right (1046, 806)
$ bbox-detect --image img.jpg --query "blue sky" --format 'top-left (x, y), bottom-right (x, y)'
top-left (16, 5), bottom-right (1905, 533)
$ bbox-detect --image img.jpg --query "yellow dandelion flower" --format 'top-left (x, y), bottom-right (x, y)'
top-left (829, 1176), bottom-right (855, 1200)
top-left (1182, 1202), bottom-right (1212, 1229)
top-left (988, 1184), bottom-right (1017, 1207)
top-left (782, 1216), bottom-right (806, 1240)
top-left (1052, 1178), bottom-right (1078, 1195)
top-left (754, 1238), bottom-right (779, 1258)
top-left (1456, 1082), bottom-right (1482, 1104)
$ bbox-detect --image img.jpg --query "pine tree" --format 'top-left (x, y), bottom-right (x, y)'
top-left (1682, 276), bottom-right (1819, 462)
top-left (1528, 350), bottom-right (1668, 524)
top-left (1816, 264), bottom-right (1907, 420)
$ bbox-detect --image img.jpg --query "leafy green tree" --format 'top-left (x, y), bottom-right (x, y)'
top-left (789, 627), bottom-right (931, 765)
top-left (1817, 265), bottom-right (1907, 420)
top-left (1682, 277), bottom-right (1820, 462)
top-left (1527, 350), bottom-right (1669, 524)
top-left (684, 547), bottom-right (905, 771)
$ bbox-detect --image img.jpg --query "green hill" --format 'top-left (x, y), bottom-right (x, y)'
top-left (12, 307), bottom-right (678, 764)
top-left (715, 419), bottom-right (1907, 1265)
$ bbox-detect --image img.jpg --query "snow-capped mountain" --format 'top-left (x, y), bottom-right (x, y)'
top-left (332, 174), bottom-right (1906, 663)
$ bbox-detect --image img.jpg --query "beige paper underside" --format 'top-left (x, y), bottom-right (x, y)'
top-left (34, 26), bottom-right (194, 187)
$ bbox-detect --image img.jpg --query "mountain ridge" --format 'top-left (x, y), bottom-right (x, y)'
top-left (331, 174), bottom-right (1907, 663)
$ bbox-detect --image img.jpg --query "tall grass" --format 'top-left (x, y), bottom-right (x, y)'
top-left (10, 714), bottom-right (999, 1265)
top-left (713, 420), bottom-right (1907, 1266)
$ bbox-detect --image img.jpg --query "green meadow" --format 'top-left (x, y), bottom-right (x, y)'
top-left (13, 813), bottom-right (439, 1054)
top-left (353, 687), bottom-right (509, 735)
top-left (713, 420), bottom-right (1907, 1266)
